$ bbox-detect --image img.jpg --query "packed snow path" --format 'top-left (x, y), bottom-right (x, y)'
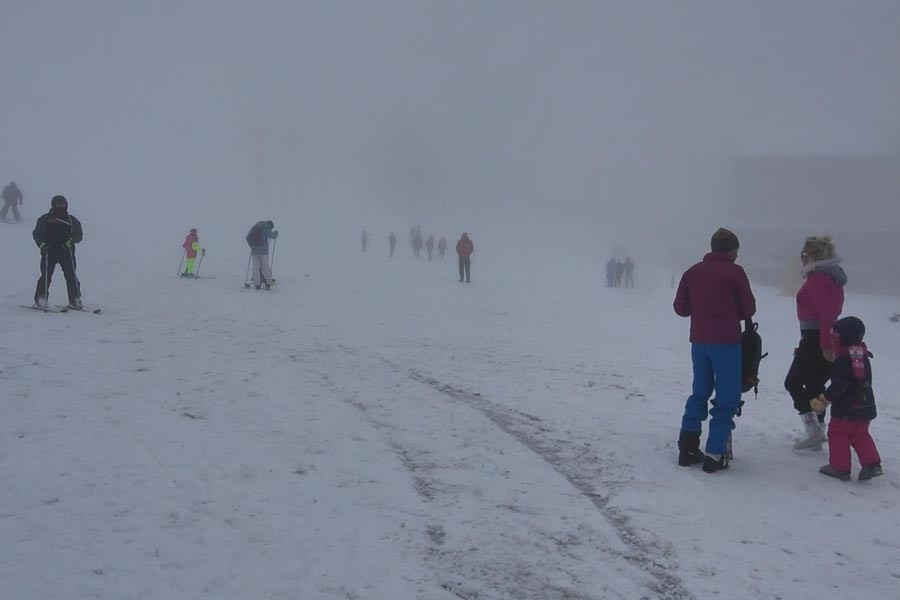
top-left (1, 225), bottom-right (898, 599)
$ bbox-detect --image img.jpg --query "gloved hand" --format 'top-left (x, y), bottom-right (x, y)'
top-left (810, 394), bottom-right (830, 415)
top-left (39, 242), bottom-right (48, 254)
top-left (201, 248), bottom-right (206, 256)
top-left (822, 348), bottom-right (835, 362)
top-left (64, 238), bottom-right (75, 249)
top-left (271, 230), bottom-right (279, 239)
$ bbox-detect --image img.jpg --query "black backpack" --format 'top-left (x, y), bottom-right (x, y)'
top-left (714, 319), bottom-right (767, 417)
top-left (737, 319), bottom-right (767, 415)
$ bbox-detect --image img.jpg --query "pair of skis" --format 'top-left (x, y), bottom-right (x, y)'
top-left (21, 304), bottom-right (102, 314)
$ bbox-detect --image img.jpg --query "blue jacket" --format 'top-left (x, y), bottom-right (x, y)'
top-left (246, 221), bottom-right (277, 255)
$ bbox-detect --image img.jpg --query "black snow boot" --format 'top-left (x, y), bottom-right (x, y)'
top-left (819, 464), bottom-right (851, 481)
top-left (678, 431), bottom-right (705, 467)
top-left (702, 453), bottom-right (729, 474)
top-left (858, 463), bottom-right (882, 481)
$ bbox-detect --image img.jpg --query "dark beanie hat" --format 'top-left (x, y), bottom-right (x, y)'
top-left (710, 227), bottom-right (739, 253)
top-left (50, 195), bottom-right (68, 208)
top-left (834, 316), bottom-right (865, 345)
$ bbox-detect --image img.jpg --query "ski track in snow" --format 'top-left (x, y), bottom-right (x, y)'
top-left (399, 366), bottom-right (690, 600)
top-left (314, 344), bottom-right (656, 600)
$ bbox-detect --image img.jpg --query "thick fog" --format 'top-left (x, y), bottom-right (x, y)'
top-left (3, 1), bottom-right (900, 290)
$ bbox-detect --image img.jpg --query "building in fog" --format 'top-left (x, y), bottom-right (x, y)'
top-left (728, 154), bottom-right (900, 295)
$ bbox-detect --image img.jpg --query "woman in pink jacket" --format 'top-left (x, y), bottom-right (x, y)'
top-left (785, 236), bottom-right (847, 450)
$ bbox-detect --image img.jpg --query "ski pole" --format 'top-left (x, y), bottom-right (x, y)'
top-left (195, 250), bottom-right (205, 278)
top-left (42, 248), bottom-right (49, 311)
top-left (177, 250), bottom-right (185, 276)
top-left (68, 245), bottom-right (82, 302)
top-left (244, 252), bottom-right (253, 288)
top-left (269, 237), bottom-right (277, 275)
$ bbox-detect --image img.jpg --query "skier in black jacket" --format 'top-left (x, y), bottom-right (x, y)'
top-left (33, 195), bottom-right (84, 309)
top-left (1, 181), bottom-right (23, 222)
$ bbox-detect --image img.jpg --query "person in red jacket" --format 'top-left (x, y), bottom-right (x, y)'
top-left (674, 228), bottom-right (756, 473)
top-left (181, 228), bottom-right (204, 277)
top-left (786, 235), bottom-right (847, 450)
top-left (456, 233), bottom-right (474, 283)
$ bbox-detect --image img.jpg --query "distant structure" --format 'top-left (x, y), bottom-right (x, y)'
top-left (727, 154), bottom-right (900, 296)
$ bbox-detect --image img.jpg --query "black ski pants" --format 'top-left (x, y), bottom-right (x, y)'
top-left (35, 246), bottom-right (80, 304)
top-left (1, 199), bottom-right (21, 221)
top-left (784, 330), bottom-right (830, 419)
top-left (458, 256), bottom-right (471, 282)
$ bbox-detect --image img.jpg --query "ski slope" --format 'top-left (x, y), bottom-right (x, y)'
top-left (1, 220), bottom-right (898, 600)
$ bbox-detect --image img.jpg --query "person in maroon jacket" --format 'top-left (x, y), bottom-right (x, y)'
top-left (456, 233), bottom-right (474, 283)
top-left (786, 235), bottom-right (847, 450)
top-left (674, 228), bottom-right (756, 473)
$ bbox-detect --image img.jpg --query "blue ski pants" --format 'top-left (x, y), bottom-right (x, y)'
top-left (680, 343), bottom-right (741, 456)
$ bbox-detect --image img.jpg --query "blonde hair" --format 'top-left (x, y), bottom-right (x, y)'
top-left (802, 235), bottom-right (836, 261)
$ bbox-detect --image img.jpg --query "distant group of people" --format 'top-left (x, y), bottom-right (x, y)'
top-left (674, 228), bottom-right (881, 482)
top-left (401, 225), bottom-right (447, 262)
top-left (363, 227), bottom-right (474, 283)
top-left (606, 256), bottom-right (635, 288)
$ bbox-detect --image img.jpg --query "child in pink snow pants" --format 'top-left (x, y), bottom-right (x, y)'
top-left (813, 316), bottom-right (883, 482)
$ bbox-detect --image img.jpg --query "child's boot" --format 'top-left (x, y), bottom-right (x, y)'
top-left (818, 464), bottom-right (851, 481)
top-left (858, 463), bottom-right (883, 481)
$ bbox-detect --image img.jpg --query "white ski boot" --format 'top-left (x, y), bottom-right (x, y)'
top-left (794, 412), bottom-right (826, 450)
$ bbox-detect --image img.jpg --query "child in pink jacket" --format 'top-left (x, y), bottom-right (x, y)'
top-left (181, 228), bottom-right (205, 277)
top-left (812, 316), bottom-right (882, 481)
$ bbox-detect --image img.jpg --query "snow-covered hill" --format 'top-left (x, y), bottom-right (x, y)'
top-left (1, 221), bottom-right (898, 599)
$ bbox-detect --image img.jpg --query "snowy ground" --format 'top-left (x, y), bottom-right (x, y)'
top-left (1, 220), bottom-right (899, 600)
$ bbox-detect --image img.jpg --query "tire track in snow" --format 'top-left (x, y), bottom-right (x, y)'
top-left (390, 362), bottom-right (694, 600)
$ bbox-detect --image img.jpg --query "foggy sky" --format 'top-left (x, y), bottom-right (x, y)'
top-left (2, 1), bottom-right (899, 232)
